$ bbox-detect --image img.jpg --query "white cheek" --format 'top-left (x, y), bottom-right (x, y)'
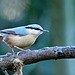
top-left (32, 30), bottom-right (40, 34)
top-left (28, 29), bottom-right (43, 35)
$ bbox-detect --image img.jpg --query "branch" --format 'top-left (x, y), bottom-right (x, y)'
top-left (0, 46), bottom-right (75, 72)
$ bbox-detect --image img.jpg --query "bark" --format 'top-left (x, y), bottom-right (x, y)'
top-left (0, 46), bottom-right (75, 72)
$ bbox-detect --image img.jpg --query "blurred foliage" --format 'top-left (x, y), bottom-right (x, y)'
top-left (0, 0), bottom-right (75, 75)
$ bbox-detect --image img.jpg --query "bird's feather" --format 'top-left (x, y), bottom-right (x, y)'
top-left (0, 26), bottom-right (29, 36)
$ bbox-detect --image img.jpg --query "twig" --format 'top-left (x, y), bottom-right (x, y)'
top-left (0, 46), bottom-right (75, 72)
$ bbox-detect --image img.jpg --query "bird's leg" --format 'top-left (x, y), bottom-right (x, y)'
top-left (14, 46), bottom-right (25, 52)
top-left (11, 47), bottom-right (14, 53)
top-left (14, 46), bottom-right (30, 52)
top-left (6, 48), bottom-right (14, 55)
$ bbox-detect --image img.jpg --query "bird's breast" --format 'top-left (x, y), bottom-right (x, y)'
top-left (4, 34), bottom-right (38, 48)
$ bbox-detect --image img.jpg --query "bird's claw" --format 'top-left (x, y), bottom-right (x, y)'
top-left (6, 52), bottom-right (12, 55)
top-left (17, 49), bottom-right (31, 56)
top-left (24, 49), bottom-right (31, 52)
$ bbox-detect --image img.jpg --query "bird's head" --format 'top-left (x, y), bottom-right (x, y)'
top-left (25, 24), bottom-right (49, 36)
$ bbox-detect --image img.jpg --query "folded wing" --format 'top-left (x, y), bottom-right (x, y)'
top-left (0, 26), bottom-right (29, 36)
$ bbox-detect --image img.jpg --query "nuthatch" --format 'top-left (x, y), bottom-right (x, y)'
top-left (0, 24), bottom-right (49, 53)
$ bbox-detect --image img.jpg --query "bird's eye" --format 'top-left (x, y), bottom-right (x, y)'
top-left (35, 28), bottom-right (40, 30)
top-left (26, 27), bottom-right (42, 31)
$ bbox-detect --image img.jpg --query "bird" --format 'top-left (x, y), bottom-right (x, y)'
top-left (0, 24), bottom-right (49, 53)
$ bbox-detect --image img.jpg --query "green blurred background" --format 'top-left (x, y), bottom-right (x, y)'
top-left (0, 0), bottom-right (75, 75)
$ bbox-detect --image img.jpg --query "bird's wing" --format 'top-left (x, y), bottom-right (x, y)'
top-left (0, 26), bottom-right (29, 36)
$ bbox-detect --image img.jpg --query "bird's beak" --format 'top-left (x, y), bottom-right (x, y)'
top-left (42, 30), bottom-right (49, 32)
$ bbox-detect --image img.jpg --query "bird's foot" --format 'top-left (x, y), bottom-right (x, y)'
top-left (17, 49), bottom-right (31, 56)
top-left (24, 49), bottom-right (31, 52)
top-left (6, 52), bottom-right (12, 55)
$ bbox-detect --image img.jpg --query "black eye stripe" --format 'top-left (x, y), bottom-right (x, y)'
top-left (25, 27), bottom-right (41, 30)
top-left (35, 28), bottom-right (40, 30)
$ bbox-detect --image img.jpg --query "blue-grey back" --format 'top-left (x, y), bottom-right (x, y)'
top-left (0, 26), bottom-right (29, 36)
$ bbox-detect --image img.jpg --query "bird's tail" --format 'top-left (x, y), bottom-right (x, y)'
top-left (0, 33), bottom-right (3, 37)
top-left (0, 31), bottom-right (4, 37)
top-left (0, 30), bottom-right (3, 37)
top-left (0, 31), bottom-right (7, 38)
